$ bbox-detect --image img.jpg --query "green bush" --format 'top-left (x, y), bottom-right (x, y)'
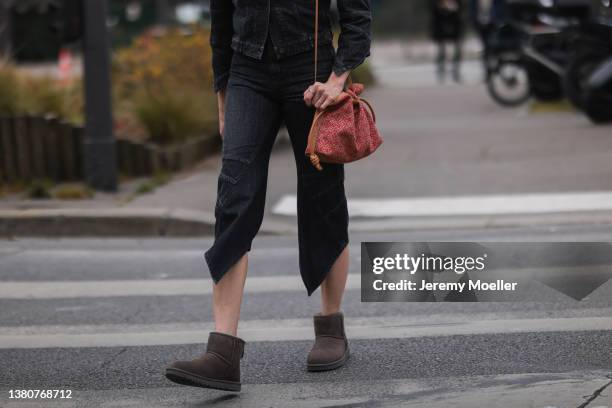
top-left (20, 77), bottom-right (68, 118)
top-left (0, 63), bottom-right (83, 122)
top-left (0, 65), bottom-right (20, 115)
top-left (113, 27), bottom-right (217, 144)
top-left (133, 88), bottom-right (216, 145)
top-left (27, 179), bottom-right (52, 199)
top-left (52, 183), bottom-right (94, 200)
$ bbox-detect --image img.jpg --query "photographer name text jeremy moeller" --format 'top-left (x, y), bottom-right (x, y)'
top-left (373, 279), bottom-right (518, 292)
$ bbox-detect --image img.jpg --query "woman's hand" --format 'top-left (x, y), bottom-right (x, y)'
top-left (217, 89), bottom-right (226, 138)
top-left (304, 71), bottom-right (350, 110)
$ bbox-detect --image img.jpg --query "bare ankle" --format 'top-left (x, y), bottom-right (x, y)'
top-left (214, 326), bottom-right (238, 337)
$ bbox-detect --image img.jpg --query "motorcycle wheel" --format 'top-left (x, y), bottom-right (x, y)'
top-left (564, 52), bottom-right (606, 110)
top-left (583, 88), bottom-right (612, 124)
top-left (486, 60), bottom-right (531, 107)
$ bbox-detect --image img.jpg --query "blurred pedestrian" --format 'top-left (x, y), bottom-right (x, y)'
top-left (430, 0), bottom-right (464, 83)
top-left (165, 0), bottom-right (372, 393)
top-left (469, 0), bottom-right (507, 78)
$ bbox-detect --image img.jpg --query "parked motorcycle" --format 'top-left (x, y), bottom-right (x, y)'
top-left (486, 0), bottom-right (592, 106)
top-left (563, 0), bottom-right (612, 123)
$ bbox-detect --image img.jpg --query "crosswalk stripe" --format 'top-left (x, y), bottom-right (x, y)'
top-left (272, 191), bottom-right (612, 217)
top-left (0, 316), bottom-right (609, 349)
top-left (0, 274), bottom-right (362, 299)
top-left (3, 263), bottom-right (612, 299)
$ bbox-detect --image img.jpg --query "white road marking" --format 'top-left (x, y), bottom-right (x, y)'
top-left (0, 245), bottom-right (358, 260)
top-left (0, 316), bottom-right (609, 349)
top-left (2, 264), bottom-right (612, 299)
top-left (272, 191), bottom-right (612, 217)
top-left (0, 274), bottom-right (361, 299)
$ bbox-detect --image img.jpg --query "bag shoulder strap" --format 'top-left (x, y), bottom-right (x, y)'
top-left (314, 0), bottom-right (319, 84)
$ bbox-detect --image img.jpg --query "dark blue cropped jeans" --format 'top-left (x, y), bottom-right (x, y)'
top-left (204, 43), bottom-right (349, 296)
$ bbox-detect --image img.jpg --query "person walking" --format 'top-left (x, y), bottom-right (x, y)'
top-left (430, 0), bottom-right (464, 83)
top-left (165, 0), bottom-right (372, 392)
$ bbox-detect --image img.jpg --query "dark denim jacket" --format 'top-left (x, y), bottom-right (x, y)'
top-left (210, 0), bottom-right (372, 92)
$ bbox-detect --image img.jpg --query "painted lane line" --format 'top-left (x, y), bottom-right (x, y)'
top-left (2, 264), bottom-right (612, 299)
top-left (0, 316), bottom-right (609, 349)
top-left (0, 274), bottom-right (362, 299)
top-left (0, 245), bottom-right (359, 262)
top-left (6, 310), bottom-right (612, 336)
top-left (272, 191), bottom-right (612, 217)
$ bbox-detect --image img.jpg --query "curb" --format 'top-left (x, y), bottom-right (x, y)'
top-left (0, 208), bottom-right (292, 237)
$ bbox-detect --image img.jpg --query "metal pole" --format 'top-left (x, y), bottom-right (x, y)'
top-left (82, 0), bottom-right (117, 191)
top-left (0, 2), bottom-right (12, 56)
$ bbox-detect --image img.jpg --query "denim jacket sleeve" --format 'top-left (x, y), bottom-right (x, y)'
top-left (333, 0), bottom-right (372, 76)
top-left (210, 0), bottom-right (235, 93)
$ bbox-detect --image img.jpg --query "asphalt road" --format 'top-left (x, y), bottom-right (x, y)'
top-left (1, 225), bottom-right (612, 407)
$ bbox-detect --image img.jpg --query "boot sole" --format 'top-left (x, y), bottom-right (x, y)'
top-left (307, 348), bottom-right (350, 372)
top-left (165, 367), bottom-right (241, 392)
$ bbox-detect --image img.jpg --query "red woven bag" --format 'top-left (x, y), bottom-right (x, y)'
top-left (305, 0), bottom-right (382, 171)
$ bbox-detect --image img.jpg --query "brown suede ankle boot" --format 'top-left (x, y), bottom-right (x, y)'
top-left (165, 332), bottom-right (245, 392)
top-left (307, 312), bottom-right (349, 372)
